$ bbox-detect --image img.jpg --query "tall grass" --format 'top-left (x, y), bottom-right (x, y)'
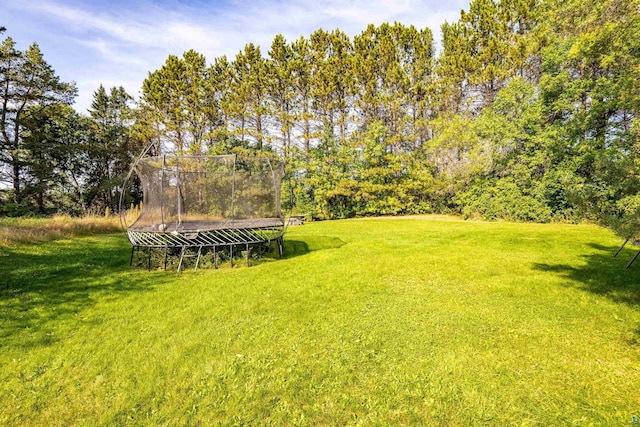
top-left (0, 215), bottom-right (122, 247)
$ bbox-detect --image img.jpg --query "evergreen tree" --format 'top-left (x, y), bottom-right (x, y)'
top-left (228, 43), bottom-right (269, 149)
top-left (0, 38), bottom-right (76, 205)
top-left (210, 55), bottom-right (233, 144)
top-left (308, 29), bottom-right (337, 145)
top-left (85, 85), bottom-right (136, 213)
top-left (290, 36), bottom-right (313, 160)
top-left (267, 34), bottom-right (296, 160)
top-left (141, 50), bottom-right (212, 154)
top-left (354, 23), bottom-right (434, 151)
top-left (437, 0), bottom-right (541, 113)
top-left (21, 104), bottom-right (89, 214)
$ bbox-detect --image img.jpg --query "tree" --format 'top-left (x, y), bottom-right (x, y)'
top-left (307, 29), bottom-right (354, 147)
top-left (325, 29), bottom-right (355, 146)
top-left (84, 85), bottom-right (137, 213)
top-left (0, 38), bottom-right (76, 204)
top-left (436, 0), bottom-right (541, 113)
top-left (290, 36), bottom-right (314, 160)
top-left (209, 55), bottom-right (233, 145)
top-left (354, 23), bottom-right (434, 150)
top-left (141, 50), bottom-right (215, 154)
top-left (227, 43), bottom-right (269, 149)
top-left (20, 104), bottom-right (89, 213)
top-left (267, 34), bottom-right (296, 160)
top-left (436, 20), bottom-right (473, 113)
top-left (539, 0), bottom-right (640, 234)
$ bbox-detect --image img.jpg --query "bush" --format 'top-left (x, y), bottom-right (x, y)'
top-left (456, 178), bottom-right (553, 222)
top-left (0, 201), bottom-right (34, 217)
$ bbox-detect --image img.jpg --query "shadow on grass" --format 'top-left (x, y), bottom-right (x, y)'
top-left (0, 234), bottom-right (171, 350)
top-left (283, 235), bottom-right (346, 259)
top-left (127, 235), bottom-right (347, 270)
top-left (532, 242), bottom-right (640, 307)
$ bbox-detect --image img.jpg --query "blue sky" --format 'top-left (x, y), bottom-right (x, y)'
top-left (4, 0), bottom-right (468, 114)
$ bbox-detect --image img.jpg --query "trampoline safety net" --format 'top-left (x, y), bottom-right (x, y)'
top-left (123, 154), bottom-right (285, 256)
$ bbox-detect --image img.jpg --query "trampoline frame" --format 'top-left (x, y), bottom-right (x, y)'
top-left (613, 237), bottom-right (640, 269)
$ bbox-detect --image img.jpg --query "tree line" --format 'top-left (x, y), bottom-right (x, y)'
top-left (1, 0), bottom-right (639, 239)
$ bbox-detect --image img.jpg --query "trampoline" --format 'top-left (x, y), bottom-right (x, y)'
top-left (121, 154), bottom-right (285, 271)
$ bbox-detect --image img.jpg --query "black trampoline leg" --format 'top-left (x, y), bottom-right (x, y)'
top-left (130, 246), bottom-right (135, 265)
top-left (627, 249), bottom-right (640, 269)
top-left (163, 246), bottom-right (168, 271)
top-left (213, 246), bottom-right (217, 269)
top-left (278, 237), bottom-right (284, 258)
top-left (147, 247), bottom-right (152, 271)
top-left (230, 245), bottom-right (233, 268)
top-left (614, 238), bottom-right (629, 258)
top-left (246, 243), bottom-right (250, 267)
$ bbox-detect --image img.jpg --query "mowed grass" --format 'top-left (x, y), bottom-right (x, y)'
top-left (1, 216), bottom-right (639, 425)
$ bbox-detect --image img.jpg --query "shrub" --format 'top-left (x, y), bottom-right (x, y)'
top-left (456, 178), bottom-right (553, 222)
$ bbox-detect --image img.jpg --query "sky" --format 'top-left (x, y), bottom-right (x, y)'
top-left (3, 0), bottom-right (469, 114)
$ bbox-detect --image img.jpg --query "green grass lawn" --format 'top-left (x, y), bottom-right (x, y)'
top-left (1, 216), bottom-right (639, 425)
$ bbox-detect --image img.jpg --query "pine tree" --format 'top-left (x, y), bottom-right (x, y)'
top-left (354, 23), bottom-right (434, 151)
top-left (141, 50), bottom-right (212, 154)
top-left (267, 34), bottom-right (296, 160)
top-left (228, 43), bottom-right (269, 150)
top-left (308, 29), bottom-right (336, 145)
top-left (290, 36), bottom-right (313, 160)
top-left (21, 104), bottom-right (89, 213)
top-left (0, 38), bottom-right (76, 204)
top-left (85, 85), bottom-right (135, 212)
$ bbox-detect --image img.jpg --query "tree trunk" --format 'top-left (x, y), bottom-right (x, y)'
top-left (37, 190), bottom-right (45, 213)
top-left (12, 162), bottom-right (21, 203)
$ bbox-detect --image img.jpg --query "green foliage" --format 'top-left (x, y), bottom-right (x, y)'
top-left (436, 0), bottom-right (540, 112)
top-left (537, 0), bottom-right (640, 235)
top-left (226, 43), bottom-right (270, 149)
top-left (354, 23), bottom-right (434, 146)
top-left (267, 34), bottom-right (296, 160)
top-left (85, 85), bottom-right (138, 214)
top-left (0, 200), bottom-right (32, 217)
top-left (20, 104), bottom-right (90, 214)
top-left (453, 78), bottom-right (556, 221)
top-left (0, 37), bottom-right (77, 209)
top-left (0, 36), bottom-right (143, 217)
top-left (141, 50), bottom-right (216, 154)
top-left (4, 2), bottom-right (640, 227)
top-left (301, 122), bottom-right (436, 219)
top-left (457, 177), bottom-right (553, 221)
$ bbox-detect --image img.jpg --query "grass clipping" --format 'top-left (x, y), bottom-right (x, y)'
top-left (0, 215), bottom-right (122, 247)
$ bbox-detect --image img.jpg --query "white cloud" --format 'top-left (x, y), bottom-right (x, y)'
top-left (23, 1), bottom-right (156, 46)
top-left (16, 0), bottom-right (222, 55)
top-left (80, 40), bottom-right (148, 67)
top-left (4, 0), bottom-right (469, 113)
